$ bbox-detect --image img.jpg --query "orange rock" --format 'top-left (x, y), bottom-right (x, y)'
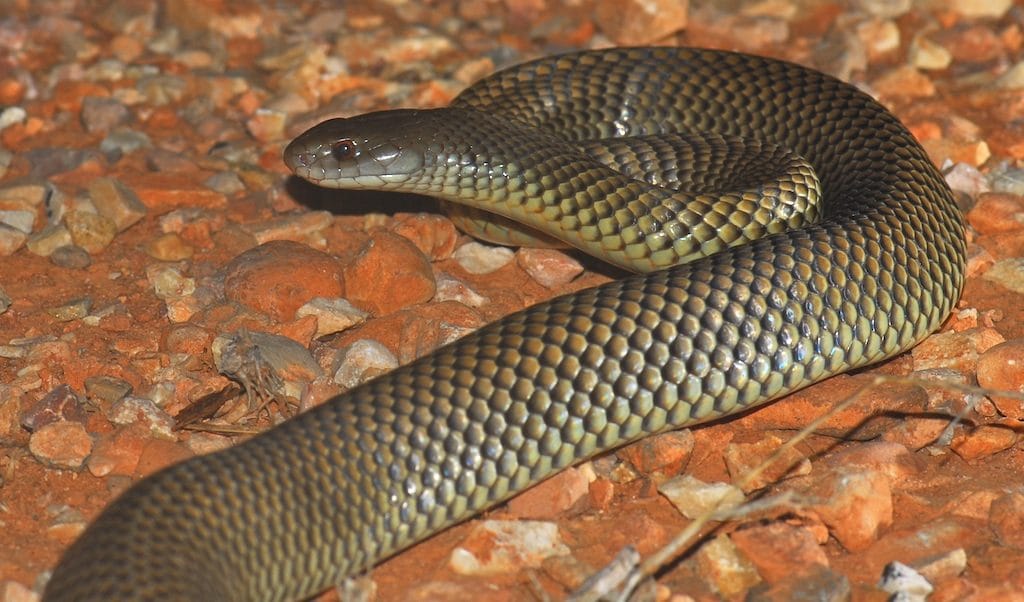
top-left (588, 477), bottom-right (616, 511)
top-left (966, 193), bottom-right (1024, 236)
top-left (506, 465), bottom-right (594, 519)
top-left (879, 415), bottom-right (950, 451)
top-left (950, 424), bottom-right (1018, 460)
top-left (807, 467), bottom-right (893, 552)
top-left (735, 374), bottom-right (927, 440)
top-left (450, 520), bottom-right (568, 576)
top-left (617, 430), bottom-right (695, 476)
top-left (134, 438), bottom-right (193, 478)
top-left (28, 421), bottom-right (93, 470)
top-left (873, 66), bottom-right (935, 99)
top-left (724, 433), bottom-right (811, 492)
top-left (976, 338), bottom-right (1024, 419)
top-left (224, 240), bottom-right (346, 322)
top-left (989, 492), bottom-right (1024, 550)
top-left (86, 425), bottom-right (149, 477)
top-left (118, 172), bottom-right (227, 210)
top-left (343, 231), bottom-right (436, 316)
top-left (391, 213), bottom-right (458, 261)
top-left (695, 534), bottom-right (761, 597)
top-left (515, 248), bottom-right (584, 289)
top-left (52, 80), bottom-right (109, 112)
top-left (822, 441), bottom-right (922, 486)
top-left (911, 327), bottom-right (1006, 373)
top-left (0, 78), bottom-right (25, 105)
top-left (730, 522), bottom-right (829, 584)
top-left (941, 488), bottom-right (1003, 521)
top-left (594, 0), bottom-right (688, 45)
top-left (163, 324), bottom-right (216, 356)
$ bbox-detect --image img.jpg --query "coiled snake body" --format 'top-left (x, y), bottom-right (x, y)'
top-left (45, 47), bottom-right (965, 601)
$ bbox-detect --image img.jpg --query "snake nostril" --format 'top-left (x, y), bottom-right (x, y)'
top-left (292, 152), bottom-right (315, 167)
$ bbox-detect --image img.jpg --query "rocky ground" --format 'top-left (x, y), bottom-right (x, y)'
top-left (2, 0), bottom-right (1024, 600)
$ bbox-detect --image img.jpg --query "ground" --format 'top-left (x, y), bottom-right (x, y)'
top-left (2, 0), bottom-right (1024, 600)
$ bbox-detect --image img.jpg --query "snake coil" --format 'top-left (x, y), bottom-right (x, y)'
top-left (45, 47), bottom-right (965, 601)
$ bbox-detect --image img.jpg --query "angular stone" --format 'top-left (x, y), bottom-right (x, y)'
top-left (87, 176), bottom-right (148, 231)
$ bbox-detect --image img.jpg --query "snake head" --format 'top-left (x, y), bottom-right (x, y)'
top-left (283, 109), bottom-right (428, 188)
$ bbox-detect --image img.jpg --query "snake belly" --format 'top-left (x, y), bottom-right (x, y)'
top-left (44, 47), bottom-right (966, 601)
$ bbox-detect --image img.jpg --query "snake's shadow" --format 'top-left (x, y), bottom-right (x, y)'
top-left (284, 175), bottom-right (632, 279)
top-left (285, 175), bottom-right (442, 216)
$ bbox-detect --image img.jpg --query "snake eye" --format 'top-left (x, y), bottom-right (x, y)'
top-left (331, 139), bottom-right (357, 160)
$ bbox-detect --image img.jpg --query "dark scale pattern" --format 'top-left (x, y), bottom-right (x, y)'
top-left (47, 47), bottom-right (966, 601)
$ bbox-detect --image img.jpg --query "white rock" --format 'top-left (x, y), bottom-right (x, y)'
top-left (450, 520), bottom-right (569, 576)
top-left (333, 339), bottom-right (399, 390)
top-left (296, 297), bottom-right (369, 338)
top-left (452, 241), bottom-right (514, 274)
top-left (658, 474), bottom-right (746, 519)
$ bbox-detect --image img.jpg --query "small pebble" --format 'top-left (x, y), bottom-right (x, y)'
top-left (944, 161), bottom-right (991, 198)
top-left (83, 375), bottom-right (134, 408)
top-left (452, 241), bottom-right (514, 274)
top-left (730, 522), bottom-right (829, 584)
top-left (983, 259), bottom-right (1024, 294)
top-left (146, 265), bottom-right (196, 300)
top-left (695, 534), bottom-right (761, 597)
top-left (806, 467), bottom-right (893, 552)
top-left (295, 297), bottom-right (369, 338)
top-left (80, 95), bottom-right (131, 133)
top-left (947, 0), bottom-right (1013, 18)
top-left (26, 224), bottom-right (74, 257)
top-left (143, 232), bottom-right (194, 261)
top-left (333, 339), bottom-right (399, 390)
top-left (108, 396), bottom-right (175, 437)
top-left (506, 464), bottom-right (594, 519)
top-left (87, 176), bottom-right (148, 231)
top-left (593, 0), bottom-right (688, 45)
top-left (0, 223), bottom-right (27, 255)
top-left (20, 384), bottom-right (87, 431)
top-left (976, 339), bottom-right (1024, 418)
top-left (0, 209), bottom-right (35, 233)
top-left (658, 474), bottom-right (745, 520)
top-left (909, 36), bottom-right (953, 70)
top-left (433, 272), bottom-right (487, 307)
top-left (878, 561), bottom-right (933, 602)
top-left (45, 297), bottom-right (92, 322)
top-left (990, 167), bottom-right (1024, 195)
top-left (450, 520), bottom-right (569, 576)
top-left (618, 429), bottom-right (694, 475)
top-left (0, 181), bottom-right (52, 209)
top-left (28, 421), bottom-right (94, 469)
top-left (391, 213), bottom-right (459, 260)
top-left (99, 129), bottom-right (152, 157)
top-left (49, 244), bottom-right (93, 269)
top-left (912, 548), bottom-right (967, 582)
top-left (241, 210), bottom-right (333, 245)
top-left (724, 433), bottom-right (812, 492)
top-left (204, 171), bottom-right (247, 196)
top-left (516, 248), bottom-right (584, 288)
top-left (950, 425), bottom-right (1019, 460)
top-left (64, 209), bottom-right (118, 253)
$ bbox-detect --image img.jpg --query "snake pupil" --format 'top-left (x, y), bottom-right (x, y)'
top-left (331, 139), bottom-right (356, 160)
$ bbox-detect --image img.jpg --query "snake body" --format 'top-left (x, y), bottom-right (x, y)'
top-left (45, 47), bottom-right (965, 601)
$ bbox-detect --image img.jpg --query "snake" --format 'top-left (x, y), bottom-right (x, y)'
top-left (44, 47), bottom-right (966, 601)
